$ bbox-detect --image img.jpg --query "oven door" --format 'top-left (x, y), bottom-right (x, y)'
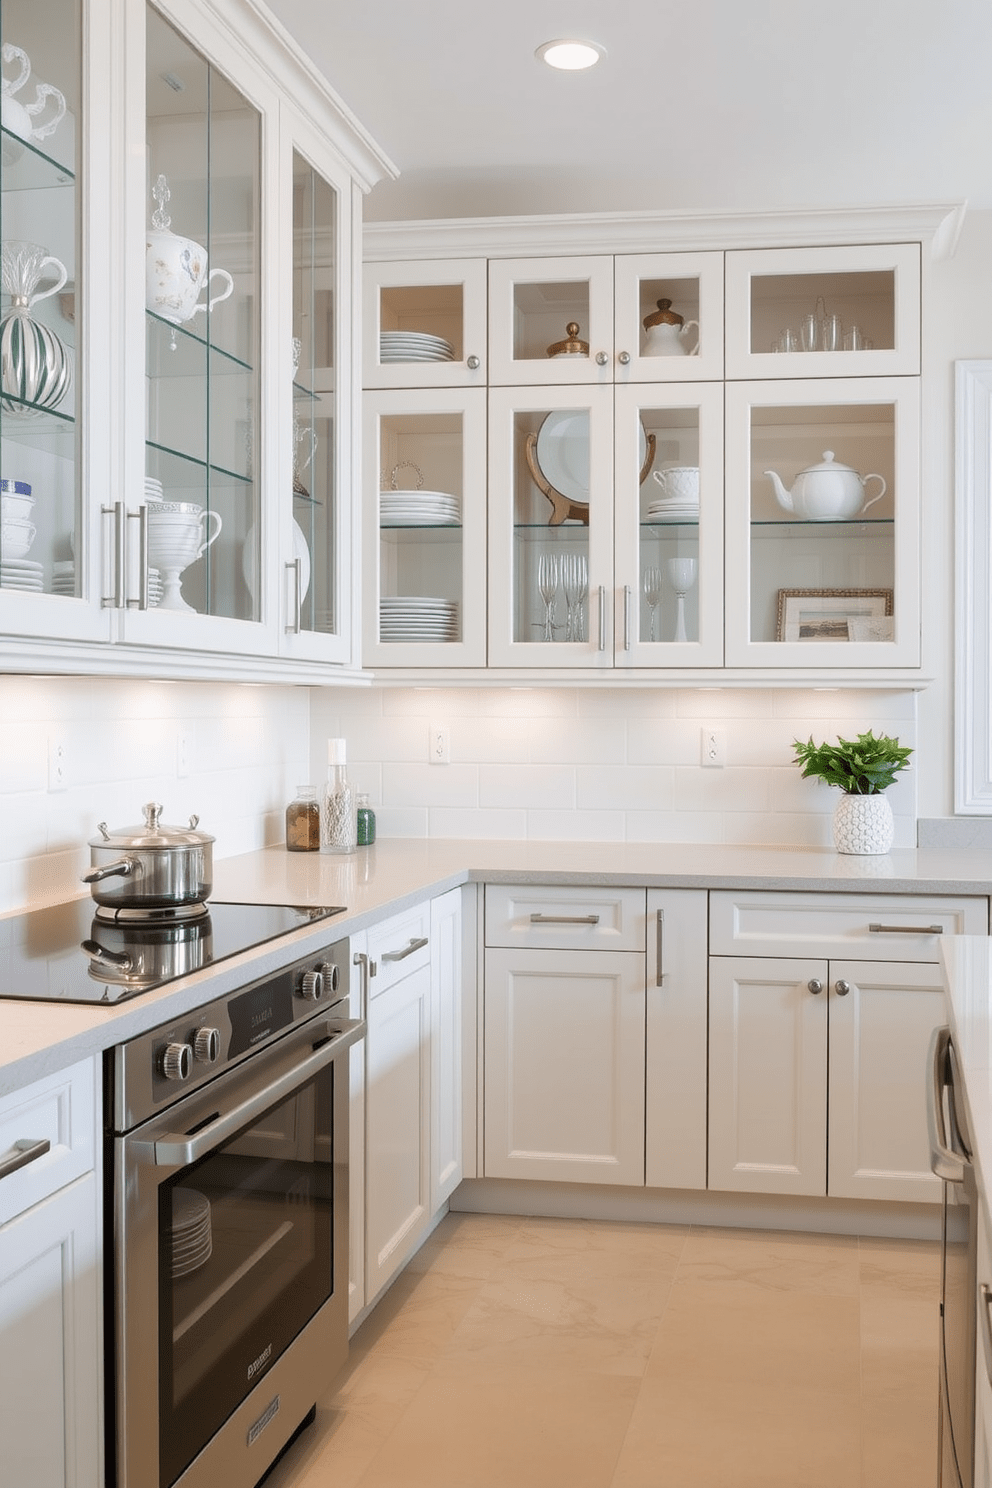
top-left (112, 1013), bottom-right (363, 1488)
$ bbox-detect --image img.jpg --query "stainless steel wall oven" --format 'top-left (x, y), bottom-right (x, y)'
top-left (105, 935), bottom-right (362, 1488)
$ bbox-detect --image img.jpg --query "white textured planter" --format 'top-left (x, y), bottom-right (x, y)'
top-left (832, 793), bottom-right (894, 855)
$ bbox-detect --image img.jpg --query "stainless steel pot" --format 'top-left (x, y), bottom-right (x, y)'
top-left (82, 911), bottom-right (213, 989)
top-left (82, 801), bottom-right (214, 909)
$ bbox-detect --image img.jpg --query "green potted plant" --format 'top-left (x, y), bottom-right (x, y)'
top-left (791, 729), bottom-right (913, 854)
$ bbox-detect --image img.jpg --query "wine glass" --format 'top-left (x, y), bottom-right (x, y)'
top-left (642, 566), bottom-right (662, 641)
top-left (666, 557), bottom-right (697, 643)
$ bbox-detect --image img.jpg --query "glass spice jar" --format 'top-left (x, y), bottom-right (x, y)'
top-left (356, 792), bottom-right (376, 846)
top-left (285, 785), bottom-right (320, 852)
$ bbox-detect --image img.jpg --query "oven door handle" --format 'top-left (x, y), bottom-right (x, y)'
top-left (142, 1018), bottom-right (365, 1169)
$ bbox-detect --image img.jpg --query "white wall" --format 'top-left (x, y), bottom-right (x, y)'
top-left (310, 684), bottom-right (917, 850)
top-left (0, 676), bottom-right (309, 913)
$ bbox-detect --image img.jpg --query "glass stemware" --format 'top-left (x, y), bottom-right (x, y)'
top-left (642, 566), bottom-right (662, 641)
top-left (537, 552), bottom-right (559, 641)
top-left (666, 557), bottom-right (697, 643)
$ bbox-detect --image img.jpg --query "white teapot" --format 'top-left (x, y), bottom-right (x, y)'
top-left (642, 298), bottom-right (699, 357)
top-left (145, 175), bottom-right (233, 326)
top-left (1, 43), bottom-right (66, 159)
top-left (765, 450), bottom-right (887, 522)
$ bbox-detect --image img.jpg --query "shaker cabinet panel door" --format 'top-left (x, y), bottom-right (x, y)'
top-left (827, 959), bottom-right (944, 1204)
top-left (645, 889), bottom-right (708, 1191)
top-left (484, 947), bottom-right (645, 1185)
top-left (708, 956), bottom-right (828, 1197)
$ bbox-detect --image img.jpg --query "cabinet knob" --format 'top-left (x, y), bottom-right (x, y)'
top-left (466, 354), bottom-right (480, 370)
top-left (834, 979), bottom-right (851, 997)
top-left (807, 978), bottom-right (823, 995)
top-left (595, 350), bottom-right (609, 366)
top-left (618, 350), bottom-right (631, 365)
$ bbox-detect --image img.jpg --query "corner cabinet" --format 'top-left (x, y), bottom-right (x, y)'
top-left (1, 0), bottom-right (388, 681)
top-left (363, 208), bottom-right (957, 683)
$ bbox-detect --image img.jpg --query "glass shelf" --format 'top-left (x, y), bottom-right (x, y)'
top-left (380, 521), bottom-right (462, 533)
top-left (146, 311), bottom-right (253, 376)
top-left (0, 128), bottom-right (75, 189)
top-left (750, 517), bottom-right (894, 532)
top-left (0, 400), bottom-right (75, 452)
top-left (145, 440), bottom-right (253, 488)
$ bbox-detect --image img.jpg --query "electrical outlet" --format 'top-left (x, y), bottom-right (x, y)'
top-left (48, 736), bottom-right (68, 792)
top-left (177, 730), bottom-right (192, 778)
top-left (700, 727), bottom-right (726, 768)
top-left (429, 722), bottom-right (450, 765)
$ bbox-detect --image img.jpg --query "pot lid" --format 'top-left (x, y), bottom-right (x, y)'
top-left (643, 298), bottom-right (684, 330)
top-left (546, 321), bottom-right (589, 358)
top-left (798, 450), bottom-right (857, 476)
top-left (90, 801), bottom-right (215, 850)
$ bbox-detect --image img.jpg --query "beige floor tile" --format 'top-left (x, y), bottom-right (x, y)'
top-left (861, 1382), bottom-right (939, 1488)
top-left (858, 1234), bottom-right (941, 1301)
top-left (676, 1223), bottom-right (861, 1295)
top-left (351, 1268), bottom-right (483, 1366)
top-left (496, 1216), bottom-right (689, 1282)
top-left (352, 1367), bottom-right (640, 1488)
top-left (645, 1276), bottom-right (862, 1394)
top-left (438, 1271), bottom-right (674, 1378)
top-left (324, 1349), bottom-right (434, 1432)
top-left (611, 1374), bottom-right (861, 1488)
top-left (404, 1211), bottom-right (527, 1280)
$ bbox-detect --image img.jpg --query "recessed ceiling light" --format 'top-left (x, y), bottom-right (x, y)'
top-left (536, 38), bottom-right (605, 71)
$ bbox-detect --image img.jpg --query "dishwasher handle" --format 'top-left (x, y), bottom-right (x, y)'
top-left (926, 1025), bottom-right (966, 1184)
top-left (144, 1018), bottom-right (365, 1168)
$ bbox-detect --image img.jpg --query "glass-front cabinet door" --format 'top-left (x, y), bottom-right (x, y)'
top-left (488, 385), bottom-right (614, 668)
top-left (613, 251), bottom-right (724, 383)
top-left (133, 2), bottom-right (261, 649)
top-left (488, 256), bottom-right (615, 387)
top-left (725, 377), bottom-right (920, 668)
top-left (364, 258), bottom-right (487, 391)
top-left (0, 0), bottom-right (112, 643)
top-left (364, 387), bottom-right (486, 666)
top-left (614, 383), bottom-right (724, 666)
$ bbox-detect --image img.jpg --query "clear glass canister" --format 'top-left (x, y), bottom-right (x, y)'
top-left (321, 738), bottom-right (357, 854)
top-left (286, 785), bottom-right (320, 851)
top-left (357, 792), bottom-right (376, 846)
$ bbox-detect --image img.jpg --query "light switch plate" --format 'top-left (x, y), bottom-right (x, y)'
top-left (701, 728), bottom-right (726, 768)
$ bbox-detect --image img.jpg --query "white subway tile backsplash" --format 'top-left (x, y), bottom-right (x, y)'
top-left (0, 676), bottom-right (921, 913)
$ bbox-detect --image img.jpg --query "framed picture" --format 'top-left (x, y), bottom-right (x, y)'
top-left (776, 588), bottom-right (894, 643)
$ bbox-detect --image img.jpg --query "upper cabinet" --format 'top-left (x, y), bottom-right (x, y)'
top-left (363, 210), bottom-right (952, 682)
top-left (1, 0), bottom-right (388, 679)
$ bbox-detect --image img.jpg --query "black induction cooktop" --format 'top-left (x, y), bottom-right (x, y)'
top-left (0, 899), bottom-right (346, 1006)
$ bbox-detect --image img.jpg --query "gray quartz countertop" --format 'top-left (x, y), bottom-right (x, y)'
top-left (4, 837), bottom-right (992, 1096)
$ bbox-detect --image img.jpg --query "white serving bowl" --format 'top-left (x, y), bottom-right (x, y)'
top-left (1, 516), bottom-right (37, 558)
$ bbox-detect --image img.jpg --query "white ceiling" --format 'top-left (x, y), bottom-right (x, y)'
top-left (264, 0), bottom-right (991, 224)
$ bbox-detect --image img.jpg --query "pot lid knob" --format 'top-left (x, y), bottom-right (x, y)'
top-left (643, 298), bottom-right (684, 330)
top-left (143, 802), bottom-right (164, 830)
top-left (546, 321), bottom-right (589, 358)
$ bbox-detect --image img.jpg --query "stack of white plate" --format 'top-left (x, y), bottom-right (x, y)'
top-left (1, 558), bottom-right (44, 591)
top-left (380, 596), bottom-right (459, 642)
top-left (51, 560), bottom-right (76, 595)
top-left (147, 567), bottom-right (164, 605)
top-left (145, 476), bottom-right (163, 503)
top-left (380, 489), bottom-right (460, 527)
top-left (380, 330), bottom-right (454, 363)
top-left (171, 1187), bottom-right (212, 1279)
top-left (646, 497), bottom-right (700, 523)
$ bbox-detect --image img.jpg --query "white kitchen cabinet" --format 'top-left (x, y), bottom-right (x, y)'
top-left (363, 257), bottom-right (488, 390)
top-left (363, 212), bottom-right (941, 681)
top-left (645, 889), bottom-right (708, 1191)
top-left (0, 1058), bottom-right (101, 1488)
top-left (2, 0), bottom-right (382, 681)
top-left (483, 885), bottom-right (646, 1186)
top-left (430, 887), bottom-right (463, 1211)
top-left (708, 890), bottom-right (989, 1201)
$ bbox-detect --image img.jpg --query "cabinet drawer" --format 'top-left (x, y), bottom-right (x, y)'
top-left (484, 884), bottom-right (645, 951)
top-left (366, 900), bottom-right (432, 998)
top-left (709, 890), bottom-right (988, 962)
top-left (0, 1057), bottom-right (96, 1227)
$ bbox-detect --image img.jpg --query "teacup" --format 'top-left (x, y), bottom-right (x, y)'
top-left (0, 478), bottom-right (33, 521)
top-left (146, 229), bottom-right (234, 326)
top-left (652, 466), bottom-right (700, 505)
top-left (1, 515), bottom-right (36, 558)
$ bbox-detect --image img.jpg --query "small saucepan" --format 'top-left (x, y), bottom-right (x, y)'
top-left (82, 801), bottom-right (214, 910)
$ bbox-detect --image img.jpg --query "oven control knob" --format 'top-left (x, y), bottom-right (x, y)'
top-left (299, 968), bottom-right (324, 1001)
top-left (317, 961), bottom-right (340, 995)
top-left (193, 1027), bottom-right (221, 1064)
top-left (161, 1041), bottom-right (193, 1082)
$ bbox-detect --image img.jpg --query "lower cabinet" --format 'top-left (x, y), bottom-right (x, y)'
top-left (0, 1058), bottom-right (101, 1488)
top-left (708, 890), bottom-right (989, 1203)
top-left (350, 889), bottom-right (465, 1323)
top-left (645, 888), bottom-right (708, 1191)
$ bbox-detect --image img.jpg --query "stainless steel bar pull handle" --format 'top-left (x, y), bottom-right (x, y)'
top-left (126, 505), bottom-right (149, 609)
top-left (869, 923), bottom-right (944, 936)
top-left (530, 913), bottom-right (600, 925)
top-left (623, 585), bottom-right (631, 651)
top-left (353, 951), bottom-right (372, 1021)
top-left (926, 1025), bottom-right (965, 1183)
top-left (102, 500), bottom-right (126, 608)
top-left (656, 908), bottom-right (665, 986)
top-left (285, 557), bottom-right (302, 634)
top-left (598, 586), bottom-right (607, 652)
top-left (0, 1137), bottom-right (50, 1182)
top-left (381, 936), bottom-right (429, 962)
